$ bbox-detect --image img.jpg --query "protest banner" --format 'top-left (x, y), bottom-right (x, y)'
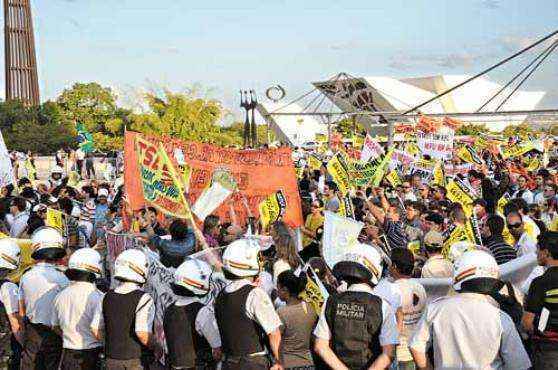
top-left (4, 239), bottom-right (34, 283)
top-left (349, 160), bottom-right (378, 187)
top-left (457, 146), bottom-right (483, 165)
top-left (125, 132), bottom-right (303, 227)
top-left (445, 163), bottom-right (473, 177)
top-left (46, 208), bottom-right (65, 233)
top-left (391, 149), bottom-right (415, 167)
top-left (500, 141), bottom-right (537, 159)
top-left (258, 190), bottom-right (287, 229)
top-left (417, 131), bottom-right (454, 160)
top-left (385, 169), bottom-right (401, 187)
top-left (0, 131), bottom-right (14, 188)
top-left (322, 211), bottom-right (363, 269)
top-left (371, 149), bottom-right (394, 187)
top-left (360, 134), bottom-right (384, 162)
top-left (299, 273), bottom-right (325, 315)
top-left (327, 152), bottom-right (351, 195)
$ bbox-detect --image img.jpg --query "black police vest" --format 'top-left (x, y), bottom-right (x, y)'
top-left (163, 302), bottom-right (212, 368)
top-left (214, 284), bottom-right (266, 357)
top-left (325, 290), bottom-right (383, 370)
top-left (539, 284), bottom-right (558, 338)
top-left (103, 289), bottom-right (146, 360)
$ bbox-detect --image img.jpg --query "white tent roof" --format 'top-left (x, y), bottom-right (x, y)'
top-left (257, 102), bottom-right (327, 146)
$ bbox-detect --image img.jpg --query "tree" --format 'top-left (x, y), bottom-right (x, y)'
top-left (57, 82), bottom-right (130, 151)
top-left (456, 124), bottom-right (490, 136)
top-left (501, 123), bottom-right (538, 138)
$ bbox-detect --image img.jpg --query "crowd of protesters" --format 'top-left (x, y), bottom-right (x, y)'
top-left (0, 134), bottom-right (556, 369)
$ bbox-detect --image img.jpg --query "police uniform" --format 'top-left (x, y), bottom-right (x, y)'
top-left (215, 279), bottom-right (282, 370)
top-left (313, 283), bottom-right (399, 369)
top-left (524, 265), bottom-right (558, 368)
top-left (164, 296), bottom-right (221, 370)
top-left (19, 262), bottom-right (69, 370)
top-left (53, 281), bottom-right (104, 370)
top-left (409, 293), bottom-right (531, 369)
top-left (0, 279), bottom-right (21, 370)
top-left (91, 282), bottom-right (155, 370)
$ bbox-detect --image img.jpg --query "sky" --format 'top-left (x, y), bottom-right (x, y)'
top-left (3, 0), bottom-right (558, 118)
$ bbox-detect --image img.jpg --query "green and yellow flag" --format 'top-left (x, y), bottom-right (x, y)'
top-left (327, 152), bottom-right (351, 195)
top-left (258, 190), bottom-right (287, 229)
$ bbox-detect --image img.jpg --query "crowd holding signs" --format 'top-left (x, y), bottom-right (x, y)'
top-left (0, 115), bottom-right (558, 369)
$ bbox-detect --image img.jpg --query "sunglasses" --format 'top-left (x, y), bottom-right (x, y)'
top-left (507, 223), bottom-right (522, 229)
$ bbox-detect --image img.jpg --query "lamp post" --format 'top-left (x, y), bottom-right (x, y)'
top-left (240, 90), bottom-right (250, 148)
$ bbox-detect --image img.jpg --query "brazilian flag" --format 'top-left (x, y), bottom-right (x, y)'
top-left (76, 122), bottom-right (94, 153)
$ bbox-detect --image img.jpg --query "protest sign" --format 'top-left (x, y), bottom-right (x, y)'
top-left (500, 140), bottom-right (540, 159)
top-left (46, 208), bottom-right (65, 233)
top-left (307, 154), bottom-right (322, 171)
top-left (417, 131), bottom-right (454, 160)
top-left (385, 169), bottom-right (401, 187)
top-left (4, 239), bottom-right (34, 283)
top-left (0, 131), bottom-right (14, 188)
top-left (124, 132), bottom-right (303, 227)
top-left (432, 161), bottom-right (446, 187)
top-left (299, 273), bottom-right (325, 315)
top-left (258, 190), bottom-right (287, 229)
top-left (371, 149), bottom-right (394, 187)
top-left (391, 149), bottom-right (415, 167)
top-left (322, 211), bottom-right (363, 269)
top-left (446, 179), bottom-right (475, 216)
top-left (457, 146), bottom-right (483, 165)
top-left (349, 160), bottom-right (378, 187)
top-left (360, 134), bottom-right (384, 162)
top-left (192, 181), bottom-right (233, 221)
top-left (327, 152), bottom-right (351, 195)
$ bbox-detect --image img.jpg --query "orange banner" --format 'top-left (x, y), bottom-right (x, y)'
top-left (124, 131), bottom-right (303, 227)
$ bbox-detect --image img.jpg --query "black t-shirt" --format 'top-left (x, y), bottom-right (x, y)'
top-left (524, 266), bottom-right (558, 314)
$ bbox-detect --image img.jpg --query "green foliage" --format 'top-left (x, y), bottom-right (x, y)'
top-left (335, 117), bottom-right (365, 137)
top-left (455, 124), bottom-right (490, 136)
top-left (501, 123), bottom-right (537, 138)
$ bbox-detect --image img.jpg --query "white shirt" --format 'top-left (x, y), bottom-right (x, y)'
top-left (9, 212), bottom-right (29, 238)
top-left (313, 283), bottom-right (399, 347)
top-left (373, 278), bottom-right (402, 310)
top-left (174, 297), bottom-right (221, 349)
top-left (513, 189), bottom-right (534, 204)
top-left (0, 281), bottom-right (19, 315)
top-left (410, 293), bottom-right (531, 369)
top-left (19, 262), bottom-right (70, 325)
top-left (223, 279), bottom-right (282, 335)
top-left (515, 232), bottom-right (537, 256)
top-left (52, 281), bottom-right (104, 350)
top-left (91, 282), bottom-right (155, 335)
top-left (76, 149), bottom-right (85, 161)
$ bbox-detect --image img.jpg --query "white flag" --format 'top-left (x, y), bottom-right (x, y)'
top-left (0, 131), bottom-right (14, 188)
top-left (322, 211), bottom-right (364, 269)
top-left (360, 134), bottom-right (384, 162)
top-left (192, 182), bottom-right (232, 221)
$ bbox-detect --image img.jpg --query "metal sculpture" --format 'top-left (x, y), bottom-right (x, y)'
top-left (4, 0), bottom-right (40, 106)
top-left (240, 90), bottom-right (258, 148)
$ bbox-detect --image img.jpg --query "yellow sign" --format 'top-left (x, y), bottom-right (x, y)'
top-left (308, 155), bottom-right (322, 171)
top-left (501, 141), bottom-right (535, 159)
top-left (446, 180), bottom-right (474, 216)
top-left (326, 153), bottom-right (351, 195)
top-left (371, 149), bottom-right (394, 187)
top-left (299, 276), bottom-right (325, 315)
top-left (258, 190), bottom-right (287, 229)
top-left (385, 169), bottom-right (401, 187)
top-left (432, 161), bottom-right (446, 187)
top-left (46, 208), bottom-right (65, 232)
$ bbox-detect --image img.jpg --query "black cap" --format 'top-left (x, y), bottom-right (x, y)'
top-left (425, 212), bottom-right (444, 225)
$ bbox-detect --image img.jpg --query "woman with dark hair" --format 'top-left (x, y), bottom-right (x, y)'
top-left (276, 270), bottom-right (317, 370)
top-left (203, 215), bottom-right (221, 248)
top-left (271, 221), bottom-right (302, 284)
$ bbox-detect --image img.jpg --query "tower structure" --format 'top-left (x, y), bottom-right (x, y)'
top-left (4, 0), bottom-right (40, 105)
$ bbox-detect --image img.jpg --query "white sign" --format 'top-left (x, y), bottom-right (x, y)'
top-left (0, 131), bottom-right (14, 187)
top-left (360, 134), bottom-right (384, 162)
top-left (192, 182), bottom-right (232, 221)
top-left (417, 130), bottom-right (455, 160)
top-left (322, 211), bottom-right (364, 269)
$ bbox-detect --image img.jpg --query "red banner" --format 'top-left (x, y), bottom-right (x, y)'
top-left (124, 132), bottom-right (303, 227)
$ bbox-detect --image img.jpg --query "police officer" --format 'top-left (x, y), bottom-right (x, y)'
top-left (214, 239), bottom-right (283, 370)
top-left (52, 248), bottom-right (104, 369)
top-left (523, 231), bottom-right (558, 368)
top-left (410, 250), bottom-right (531, 369)
top-left (313, 244), bottom-right (399, 370)
top-left (164, 259), bottom-right (221, 370)
top-left (0, 239), bottom-right (22, 370)
top-left (19, 226), bottom-right (69, 370)
top-left (91, 249), bottom-right (156, 370)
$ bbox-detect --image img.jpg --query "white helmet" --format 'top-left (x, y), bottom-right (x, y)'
top-left (453, 250), bottom-right (499, 290)
top-left (173, 259), bottom-right (212, 296)
top-left (68, 248), bottom-right (102, 277)
top-left (448, 241), bottom-right (476, 264)
top-left (31, 227), bottom-right (66, 260)
top-left (0, 239), bottom-right (20, 270)
top-left (114, 249), bottom-right (148, 284)
top-left (222, 239), bottom-right (260, 277)
top-left (396, 279), bottom-right (427, 326)
top-left (51, 165), bottom-right (64, 174)
top-left (333, 243), bottom-right (383, 285)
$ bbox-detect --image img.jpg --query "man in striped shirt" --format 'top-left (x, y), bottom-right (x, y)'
top-left (482, 214), bottom-right (517, 265)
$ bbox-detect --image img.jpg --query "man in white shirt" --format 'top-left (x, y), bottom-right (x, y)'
top-left (506, 211), bottom-right (537, 256)
top-left (8, 198), bottom-right (29, 238)
top-left (512, 175), bottom-right (534, 204)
